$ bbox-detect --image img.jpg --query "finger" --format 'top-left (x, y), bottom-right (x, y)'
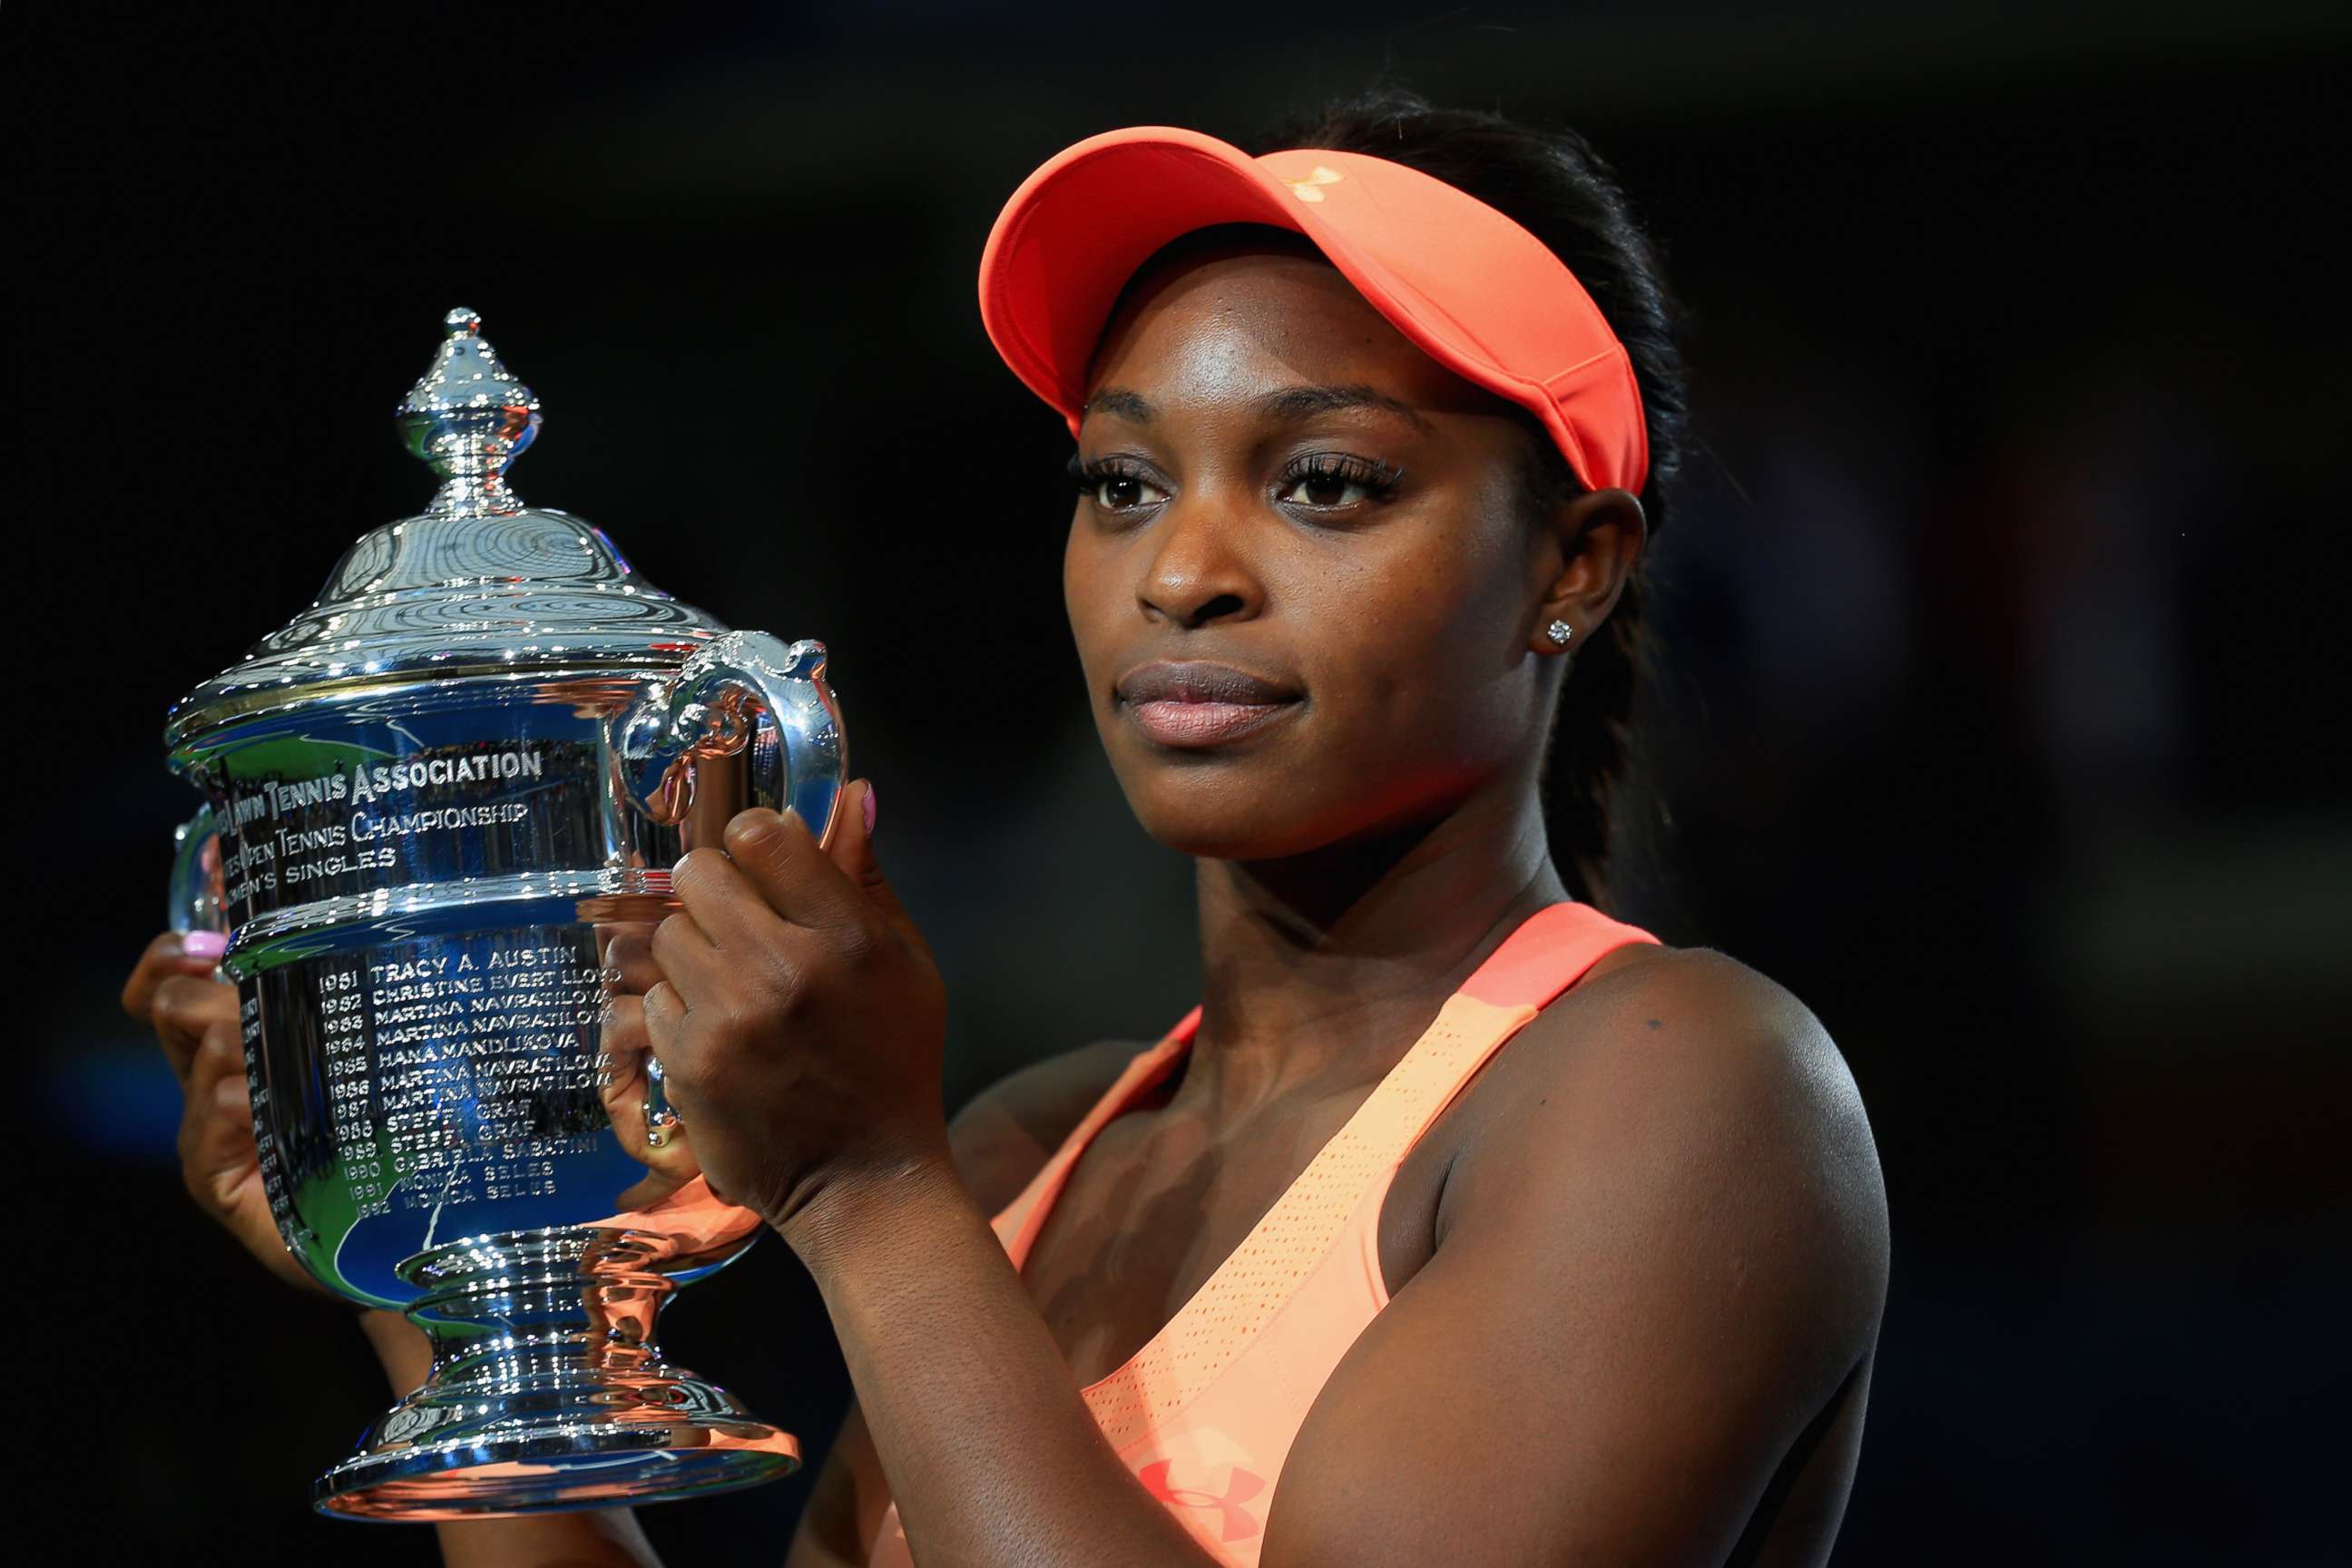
top-left (152, 974), bottom-right (240, 1080)
top-left (593, 919), bottom-right (643, 969)
top-left (721, 807), bottom-right (867, 934)
top-left (641, 979), bottom-right (699, 1114)
top-left (649, 910), bottom-right (726, 1008)
top-left (821, 779), bottom-right (925, 950)
top-left (597, 994), bottom-right (705, 1182)
top-left (122, 930), bottom-right (227, 1020)
top-left (642, 979), bottom-right (689, 1066)
top-left (599, 924), bottom-right (663, 996)
top-left (643, 978), bottom-right (709, 1095)
top-left (671, 844), bottom-right (786, 953)
top-left (184, 1018), bottom-right (246, 1109)
top-left (597, 993), bottom-right (651, 1108)
top-left (178, 1025), bottom-right (256, 1202)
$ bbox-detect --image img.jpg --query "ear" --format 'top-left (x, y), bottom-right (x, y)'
top-left (1528, 487), bottom-right (1647, 655)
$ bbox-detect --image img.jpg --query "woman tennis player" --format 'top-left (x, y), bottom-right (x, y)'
top-left (127, 90), bottom-right (1887, 1567)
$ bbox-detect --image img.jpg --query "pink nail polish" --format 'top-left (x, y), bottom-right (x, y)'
top-left (861, 782), bottom-right (877, 838)
top-left (182, 930), bottom-right (228, 961)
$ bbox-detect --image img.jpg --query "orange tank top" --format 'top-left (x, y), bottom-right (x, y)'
top-left (865, 902), bottom-right (1659, 1566)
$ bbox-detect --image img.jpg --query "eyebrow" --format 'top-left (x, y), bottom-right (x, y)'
top-left (1082, 383), bottom-right (1431, 432)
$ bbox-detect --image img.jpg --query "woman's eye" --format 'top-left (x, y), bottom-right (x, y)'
top-left (1071, 456), bottom-right (1391, 514)
top-left (1093, 475), bottom-right (1169, 511)
top-left (1073, 461), bottom-right (1170, 512)
top-left (1279, 473), bottom-right (1371, 508)
top-left (1276, 459), bottom-right (1399, 510)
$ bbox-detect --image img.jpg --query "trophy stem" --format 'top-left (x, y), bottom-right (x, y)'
top-left (313, 1227), bottom-right (799, 1520)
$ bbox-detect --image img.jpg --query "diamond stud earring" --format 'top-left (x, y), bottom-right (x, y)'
top-left (1545, 619), bottom-right (1574, 648)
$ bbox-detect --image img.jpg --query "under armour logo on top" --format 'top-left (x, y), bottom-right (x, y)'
top-left (1282, 165), bottom-right (1345, 202)
top-left (1137, 1458), bottom-right (1268, 1544)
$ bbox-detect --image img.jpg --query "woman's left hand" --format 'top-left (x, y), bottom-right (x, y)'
top-left (642, 779), bottom-right (951, 1234)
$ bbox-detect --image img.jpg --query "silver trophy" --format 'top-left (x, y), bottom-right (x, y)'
top-left (164, 309), bottom-right (842, 1518)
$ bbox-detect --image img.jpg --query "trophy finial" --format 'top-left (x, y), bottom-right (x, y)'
top-left (397, 307), bottom-right (542, 517)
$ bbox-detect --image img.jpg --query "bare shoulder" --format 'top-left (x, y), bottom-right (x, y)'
top-left (1452, 943), bottom-right (1890, 1363)
top-left (1567, 945), bottom-right (1879, 1155)
top-left (946, 1038), bottom-right (1147, 1214)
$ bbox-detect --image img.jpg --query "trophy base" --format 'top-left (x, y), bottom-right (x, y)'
top-left (313, 1384), bottom-right (800, 1520)
top-left (315, 1227), bottom-right (800, 1520)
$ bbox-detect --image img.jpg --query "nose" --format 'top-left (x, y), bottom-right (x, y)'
top-left (1137, 495), bottom-right (1261, 629)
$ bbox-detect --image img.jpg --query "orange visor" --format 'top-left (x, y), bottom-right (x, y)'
top-left (978, 125), bottom-right (1649, 496)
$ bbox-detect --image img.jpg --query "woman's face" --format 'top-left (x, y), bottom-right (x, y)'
top-left (1064, 238), bottom-right (1582, 863)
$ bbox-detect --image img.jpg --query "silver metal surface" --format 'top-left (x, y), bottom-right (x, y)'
top-left (167, 309), bottom-right (740, 745)
top-left (164, 310), bottom-right (839, 1518)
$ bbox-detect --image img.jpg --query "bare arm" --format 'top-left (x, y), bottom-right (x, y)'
top-left (784, 1161), bottom-right (1217, 1568)
top-left (786, 1041), bottom-right (1142, 1568)
top-left (784, 1399), bottom-right (890, 1568)
top-left (1261, 949), bottom-right (1890, 1565)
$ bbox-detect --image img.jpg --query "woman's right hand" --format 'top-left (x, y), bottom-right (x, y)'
top-left (593, 921), bottom-right (715, 1212)
top-left (122, 931), bottom-right (330, 1298)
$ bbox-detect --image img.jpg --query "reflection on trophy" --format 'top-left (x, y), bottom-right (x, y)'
top-left (163, 309), bottom-right (842, 1517)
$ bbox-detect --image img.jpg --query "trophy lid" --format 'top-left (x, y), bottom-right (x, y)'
top-left (166, 309), bottom-right (732, 746)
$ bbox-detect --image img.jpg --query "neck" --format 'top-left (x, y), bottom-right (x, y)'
top-left (1181, 783), bottom-right (1566, 1121)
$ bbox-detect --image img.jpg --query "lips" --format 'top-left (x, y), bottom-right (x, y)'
top-left (1117, 661), bottom-right (1297, 706)
top-left (1115, 660), bottom-right (1302, 749)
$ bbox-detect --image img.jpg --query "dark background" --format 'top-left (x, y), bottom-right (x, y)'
top-left (9, 2), bottom-right (2346, 1562)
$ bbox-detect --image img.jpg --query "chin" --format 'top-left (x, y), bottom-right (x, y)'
top-left (1094, 707), bottom-right (1478, 863)
top-left (1121, 778), bottom-right (1303, 861)
top-left (1090, 709), bottom-right (1288, 857)
top-left (1116, 767), bottom-right (1424, 865)
top-left (1120, 747), bottom-right (1509, 868)
top-left (1099, 753), bottom-right (1320, 860)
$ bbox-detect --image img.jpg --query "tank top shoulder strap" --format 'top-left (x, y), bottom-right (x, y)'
top-left (1459, 899), bottom-right (1661, 1010)
top-left (1349, 900), bottom-right (1661, 1171)
top-left (991, 1011), bottom-right (1200, 1269)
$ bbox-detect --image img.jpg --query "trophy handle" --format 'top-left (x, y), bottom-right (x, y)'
top-left (615, 632), bottom-right (848, 841)
top-left (169, 806), bottom-right (228, 936)
top-left (612, 632), bottom-right (848, 1145)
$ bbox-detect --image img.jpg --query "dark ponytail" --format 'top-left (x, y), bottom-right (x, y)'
top-left (1252, 88), bottom-right (1689, 913)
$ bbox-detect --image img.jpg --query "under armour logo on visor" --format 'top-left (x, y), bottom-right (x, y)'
top-left (1282, 165), bottom-right (1345, 202)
